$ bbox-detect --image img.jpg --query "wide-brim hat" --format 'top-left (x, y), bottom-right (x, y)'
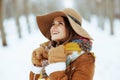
top-left (36, 8), bottom-right (93, 40)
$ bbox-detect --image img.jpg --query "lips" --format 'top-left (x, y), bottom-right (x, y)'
top-left (53, 31), bottom-right (60, 34)
top-left (51, 29), bottom-right (60, 35)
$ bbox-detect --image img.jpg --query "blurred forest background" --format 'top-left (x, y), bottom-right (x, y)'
top-left (0, 0), bottom-right (120, 46)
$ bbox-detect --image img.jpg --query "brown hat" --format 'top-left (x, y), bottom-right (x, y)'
top-left (36, 8), bottom-right (93, 40)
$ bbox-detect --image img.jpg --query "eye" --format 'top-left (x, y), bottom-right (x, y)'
top-left (59, 22), bottom-right (64, 25)
top-left (59, 22), bottom-right (63, 24)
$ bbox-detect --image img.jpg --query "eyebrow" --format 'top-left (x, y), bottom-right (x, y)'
top-left (53, 21), bottom-right (65, 23)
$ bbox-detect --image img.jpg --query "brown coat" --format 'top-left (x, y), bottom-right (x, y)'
top-left (30, 42), bottom-right (95, 80)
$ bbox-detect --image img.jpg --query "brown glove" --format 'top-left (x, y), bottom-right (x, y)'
top-left (45, 45), bottom-right (67, 76)
top-left (32, 47), bottom-right (45, 66)
top-left (48, 45), bottom-right (67, 63)
top-left (30, 46), bottom-right (49, 80)
top-left (32, 42), bottom-right (49, 66)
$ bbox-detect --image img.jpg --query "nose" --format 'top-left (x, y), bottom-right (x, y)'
top-left (50, 24), bottom-right (57, 33)
top-left (51, 25), bottom-right (59, 32)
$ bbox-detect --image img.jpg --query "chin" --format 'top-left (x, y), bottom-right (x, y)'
top-left (52, 38), bottom-right (59, 41)
top-left (51, 37), bottom-right (61, 41)
top-left (51, 36), bottom-right (65, 41)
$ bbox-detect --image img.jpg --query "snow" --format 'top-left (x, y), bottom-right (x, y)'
top-left (0, 15), bottom-right (120, 80)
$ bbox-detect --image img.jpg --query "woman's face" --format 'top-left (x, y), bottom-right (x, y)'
top-left (50, 16), bottom-right (68, 41)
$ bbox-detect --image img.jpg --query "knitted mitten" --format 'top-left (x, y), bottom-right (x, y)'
top-left (48, 45), bottom-right (66, 63)
top-left (45, 45), bottom-right (67, 76)
top-left (32, 47), bottom-right (45, 66)
top-left (30, 47), bottom-right (45, 80)
top-left (30, 42), bottom-right (50, 80)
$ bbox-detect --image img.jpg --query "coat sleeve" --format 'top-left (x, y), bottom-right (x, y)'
top-left (29, 46), bottom-right (44, 80)
top-left (30, 41), bottom-right (49, 80)
top-left (48, 52), bottom-right (95, 80)
top-left (32, 41), bottom-right (49, 66)
top-left (71, 52), bottom-right (95, 80)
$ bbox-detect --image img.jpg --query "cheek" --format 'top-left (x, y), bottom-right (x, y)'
top-left (59, 27), bottom-right (67, 37)
top-left (61, 30), bottom-right (66, 37)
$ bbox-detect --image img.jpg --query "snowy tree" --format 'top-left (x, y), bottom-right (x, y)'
top-left (0, 0), bottom-right (7, 46)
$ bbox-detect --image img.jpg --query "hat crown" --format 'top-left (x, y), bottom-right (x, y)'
top-left (62, 8), bottom-right (82, 25)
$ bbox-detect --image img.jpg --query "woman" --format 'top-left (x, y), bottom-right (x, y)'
top-left (30, 8), bottom-right (95, 80)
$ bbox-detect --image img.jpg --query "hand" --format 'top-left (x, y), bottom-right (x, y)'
top-left (45, 45), bottom-right (67, 76)
top-left (48, 45), bottom-right (67, 64)
top-left (32, 47), bottom-right (45, 66)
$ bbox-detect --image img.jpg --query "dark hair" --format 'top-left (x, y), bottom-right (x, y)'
top-left (61, 16), bottom-right (76, 43)
top-left (62, 16), bottom-right (73, 32)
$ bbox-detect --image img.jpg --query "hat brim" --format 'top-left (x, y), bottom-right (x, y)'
top-left (66, 15), bottom-right (93, 40)
top-left (36, 11), bottom-right (66, 40)
top-left (36, 10), bottom-right (93, 40)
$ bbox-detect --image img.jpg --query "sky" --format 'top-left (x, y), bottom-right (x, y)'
top-left (0, 14), bottom-right (120, 80)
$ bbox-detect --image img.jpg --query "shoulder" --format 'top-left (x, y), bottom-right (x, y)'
top-left (76, 52), bottom-right (95, 64)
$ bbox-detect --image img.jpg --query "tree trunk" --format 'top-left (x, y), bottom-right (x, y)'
top-left (109, 0), bottom-right (114, 35)
top-left (12, 0), bottom-right (22, 38)
top-left (96, 0), bottom-right (105, 30)
top-left (0, 0), bottom-right (7, 46)
top-left (23, 0), bottom-right (31, 33)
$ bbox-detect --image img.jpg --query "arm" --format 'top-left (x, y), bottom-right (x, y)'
top-left (45, 44), bottom-right (95, 80)
top-left (70, 52), bottom-right (95, 80)
top-left (30, 46), bottom-right (46, 80)
top-left (45, 45), bottom-right (68, 80)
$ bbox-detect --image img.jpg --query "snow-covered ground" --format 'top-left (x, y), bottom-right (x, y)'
top-left (0, 15), bottom-right (120, 80)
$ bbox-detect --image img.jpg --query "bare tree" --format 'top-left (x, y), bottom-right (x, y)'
top-left (114, 0), bottom-right (120, 19)
top-left (96, 0), bottom-right (105, 30)
top-left (23, 0), bottom-right (31, 33)
top-left (74, 0), bottom-right (91, 22)
top-left (106, 0), bottom-right (115, 35)
top-left (12, 0), bottom-right (22, 38)
top-left (0, 0), bottom-right (7, 46)
top-left (30, 0), bottom-right (42, 15)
